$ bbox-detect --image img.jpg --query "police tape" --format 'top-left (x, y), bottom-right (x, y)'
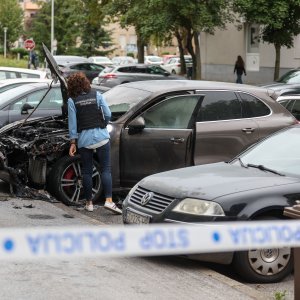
top-left (0, 220), bottom-right (300, 260)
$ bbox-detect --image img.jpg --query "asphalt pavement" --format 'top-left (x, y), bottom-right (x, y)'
top-left (0, 184), bottom-right (294, 299)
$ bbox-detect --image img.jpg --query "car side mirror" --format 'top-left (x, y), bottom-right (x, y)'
top-left (21, 103), bottom-right (34, 114)
top-left (127, 116), bottom-right (145, 135)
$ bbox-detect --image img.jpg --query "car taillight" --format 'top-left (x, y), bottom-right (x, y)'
top-left (176, 63), bottom-right (181, 67)
top-left (102, 73), bottom-right (117, 79)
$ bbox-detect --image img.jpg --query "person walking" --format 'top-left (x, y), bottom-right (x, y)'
top-left (234, 55), bottom-right (247, 84)
top-left (67, 72), bottom-right (122, 214)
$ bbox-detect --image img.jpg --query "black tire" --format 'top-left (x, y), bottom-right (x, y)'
top-left (47, 155), bottom-right (103, 206)
top-left (171, 69), bottom-right (176, 74)
top-left (232, 216), bottom-right (293, 283)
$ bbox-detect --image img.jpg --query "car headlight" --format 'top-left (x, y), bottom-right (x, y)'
top-left (172, 198), bottom-right (225, 216)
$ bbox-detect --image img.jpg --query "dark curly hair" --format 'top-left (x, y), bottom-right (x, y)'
top-left (67, 72), bottom-right (91, 98)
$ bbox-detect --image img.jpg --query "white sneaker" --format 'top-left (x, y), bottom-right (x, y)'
top-left (84, 204), bottom-right (94, 212)
top-left (104, 201), bottom-right (122, 214)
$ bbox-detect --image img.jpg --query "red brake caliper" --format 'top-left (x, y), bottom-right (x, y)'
top-left (63, 166), bottom-right (76, 196)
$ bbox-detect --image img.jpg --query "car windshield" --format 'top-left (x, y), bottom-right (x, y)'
top-left (277, 69), bottom-right (300, 84)
top-left (103, 85), bottom-right (151, 119)
top-left (147, 56), bottom-right (162, 62)
top-left (232, 127), bottom-right (300, 177)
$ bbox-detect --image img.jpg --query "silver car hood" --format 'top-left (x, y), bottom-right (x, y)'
top-left (138, 163), bottom-right (300, 200)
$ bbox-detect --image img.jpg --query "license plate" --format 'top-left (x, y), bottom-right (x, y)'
top-left (125, 209), bottom-right (150, 224)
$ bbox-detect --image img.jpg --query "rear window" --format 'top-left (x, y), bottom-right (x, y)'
top-left (239, 93), bottom-right (271, 117)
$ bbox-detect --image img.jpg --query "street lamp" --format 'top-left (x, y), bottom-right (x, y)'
top-left (51, 0), bottom-right (54, 54)
top-left (3, 27), bottom-right (7, 58)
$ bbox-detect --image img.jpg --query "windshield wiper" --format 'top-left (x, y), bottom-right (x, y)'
top-left (238, 157), bottom-right (247, 168)
top-left (247, 163), bottom-right (285, 176)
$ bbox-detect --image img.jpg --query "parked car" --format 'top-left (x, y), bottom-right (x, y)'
top-left (88, 56), bottom-right (113, 66)
top-left (93, 64), bottom-right (185, 87)
top-left (144, 55), bottom-right (163, 65)
top-left (0, 67), bottom-right (49, 80)
top-left (0, 78), bottom-right (51, 94)
top-left (111, 56), bottom-right (136, 65)
top-left (53, 55), bottom-right (89, 65)
top-left (0, 79), bottom-right (296, 208)
top-left (161, 56), bottom-right (193, 74)
top-left (162, 54), bottom-right (178, 65)
top-left (58, 62), bottom-right (105, 83)
top-left (123, 125), bottom-right (300, 283)
top-left (277, 94), bottom-right (300, 121)
top-left (260, 68), bottom-right (300, 95)
top-left (0, 82), bottom-right (108, 128)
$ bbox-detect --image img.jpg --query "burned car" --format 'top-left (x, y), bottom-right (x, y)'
top-left (0, 44), bottom-right (296, 205)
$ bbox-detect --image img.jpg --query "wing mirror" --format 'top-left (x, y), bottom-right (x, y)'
top-left (21, 103), bottom-right (34, 114)
top-left (128, 116), bottom-right (145, 135)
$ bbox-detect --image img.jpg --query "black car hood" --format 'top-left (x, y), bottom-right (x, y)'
top-left (42, 43), bottom-right (68, 106)
top-left (138, 163), bottom-right (300, 200)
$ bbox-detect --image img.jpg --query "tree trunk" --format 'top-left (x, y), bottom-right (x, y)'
top-left (185, 29), bottom-right (197, 79)
top-left (193, 31), bottom-right (201, 80)
top-left (274, 43), bottom-right (281, 81)
top-left (136, 31), bottom-right (145, 63)
top-left (175, 29), bottom-right (186, 75)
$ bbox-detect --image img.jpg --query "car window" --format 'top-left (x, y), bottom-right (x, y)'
top-left (290, 100), bottom-right (300, 120)
top-left (142, 95), bottom-right (199, 129)
top-left (118, 66), bottom-right (135, 73)
top-left (0, 71), bottom-right (17, 79)
top-left (20, 73), bottom-right (40, 78)
top-left (39, 88), bottom-right (63, 109)
top-left (89, 64), bottom-right (104, 71)
top-left (70, 64), bottom-right (86, 70)
top-left (197, 91), bottom-right (241, 122)
top-left (239, 93), bottom-right (271, 117)
top-left (147, 66), bottom-right (167, 75)
top-left (10, 90), bottom-right (46, 110)
top-left (278, 99), bottom-right (290, 108)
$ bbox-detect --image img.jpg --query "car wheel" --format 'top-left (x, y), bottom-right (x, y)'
top-left (232, 216), bottom-right (293, 283)
top-left (171, 70), bottom-right (176, 74)
top-left (47, 155), bottom-right (103, 206)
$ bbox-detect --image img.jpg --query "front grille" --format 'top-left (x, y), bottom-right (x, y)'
top-left (129, 186), bottom-right (175, 213)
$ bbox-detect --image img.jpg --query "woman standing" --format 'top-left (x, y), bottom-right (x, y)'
top-left (234, 55), bottom-right (247, 84)
top-left (67, 72), bottom-right (121, 214)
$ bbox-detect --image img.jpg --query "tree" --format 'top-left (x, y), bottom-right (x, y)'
top-left (28, 0), bottom-right (112, 57)
top-left (0, 0), bottom-right (23, 51)
top-left (233, 0), bottom-right (300, 80)
top-left (103, 0), bottom-right (231, 79)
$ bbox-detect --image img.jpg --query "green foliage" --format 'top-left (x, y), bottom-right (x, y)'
top-left (0, 0), bottom-right (23, 50)
top-left (0, 55), bottom-right (27, 68)
top-left (233, 0), bottom-right (300, 48)
top-left (27, 0), bottom-right (112, 58)
top-left (274, 290), bottom-right (286, 300)
top-left (10, 48), bottom-right (28, 59)
top-left (126, 52), bottom-right (135, 58)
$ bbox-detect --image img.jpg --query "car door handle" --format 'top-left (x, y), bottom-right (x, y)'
top-left (170, 137), bottom-right (185, 144)
top-left (242, 128), bottom-right (255, 134)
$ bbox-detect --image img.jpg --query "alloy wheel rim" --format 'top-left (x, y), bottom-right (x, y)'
top-left (248, 247), bottom-right (291, 276)
top-left (60, 161), bottom-right (101, 204)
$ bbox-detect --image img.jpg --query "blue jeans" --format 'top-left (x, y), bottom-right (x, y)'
top-left (236, 74), bottom-right (243, 84)
top-left (79, 142), bottom-right (112, 201)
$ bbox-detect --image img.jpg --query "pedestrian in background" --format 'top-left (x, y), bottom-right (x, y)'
top-left (29, 50), bottom-right (37, 69)
top-left (67, 72), bottom-right (122, 214)
top-left (234, 55), bottom-right (247, 84)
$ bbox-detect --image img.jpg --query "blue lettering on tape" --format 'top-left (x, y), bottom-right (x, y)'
top-left (3, 239), bottom-right (14, 252)
top-left (26, 230), bottom-right (126, 255)
top-left (140, 229), bottom-right (189, 250)
top-left (229, 225), bottom-right (300, 245)
top-left (212, 232), bottom-right (221, 243)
